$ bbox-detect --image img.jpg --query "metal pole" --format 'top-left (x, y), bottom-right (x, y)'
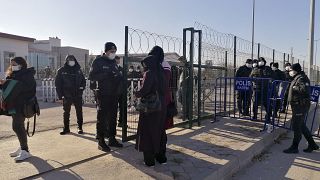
top-left (122, 26), bottom-right (129, 142)
top-left (272, 49), bottom-right (275, 63)
top-left (182, 29), bottom-right (187, 122)
top-left (234, 36), bottom-right (237, 76)
top-left (283, 53), bottom-right (286, 67)
top-left (257, 43), bottom-right (260, 59)
top-left (225, 51), bottom-right (228, 77)
top-left (307, 0), bottom-right (315, 79)
top-left (251, 0), bottom-right (255, 60)
top-left (36, 54), bottom-right (39, 79)
top-left (189, 28), bottom-right (195, 129)
top-left (196, 30), bottom-right (202, 126)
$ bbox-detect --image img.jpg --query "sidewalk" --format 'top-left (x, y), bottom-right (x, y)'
top-left (0, 115), bottom-right (287, 180)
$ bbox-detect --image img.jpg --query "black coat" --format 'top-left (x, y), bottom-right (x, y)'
top-left (288, 73), bottom-right (310, 106)
top-left (236, 65), bottom-right (252, 77)
top-left (135, 55), bottom-right (166, 153)
top-left (5, 68), bottom-right (36, 114)
top-left (250, 66), bottom-right (273, 92)
top-left (89, 56), bottom-right (123, 96)
top-left (55, 60), bottom-right (86, 99)
top-left (272, 69), bottom-right (285, 81)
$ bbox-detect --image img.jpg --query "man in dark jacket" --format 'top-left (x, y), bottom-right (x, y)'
top-left (55, 55), bottom-right (86, 135)
top-left (283, 63), bottom-right (319, 153)
top-left (89, 42), bottom-right (123, 152)
top-left (235, 59), bottom-right (253, 115)
top-left (250, 57), bottom-right (273, 121)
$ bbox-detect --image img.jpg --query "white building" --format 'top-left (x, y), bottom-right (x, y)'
top-left (0, 32), bottom-right (35, 78)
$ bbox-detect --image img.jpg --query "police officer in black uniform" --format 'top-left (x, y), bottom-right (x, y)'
top-left (55, 55), bottom-right (86, 135)
top-left (235, 59), bottom-right (253, 116)
top-left (89, 42), bottom-right (123, 152)
top-left (250, 57), bottom-right (273, 120)
top-left (283, 63), bottom-right (319, 153)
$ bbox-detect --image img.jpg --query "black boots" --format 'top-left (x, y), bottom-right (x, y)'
top-left (60, 128), bottom-right (70, 135)
top-left (155, 152), bottom-right (167, 164)
top-left (98, 138), bottom-right (111, 152)
top-left (108, 137), bottom-right (123, 148)
top-left (303, 143), bottom-right (319, 153)
top-left (143, 152), bottom-right (155, 167)
top-left (283, 146), bottom-right (299, 154)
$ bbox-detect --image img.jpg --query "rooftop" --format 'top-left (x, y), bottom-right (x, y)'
top-left (0, 32), bottom-right (35, 42)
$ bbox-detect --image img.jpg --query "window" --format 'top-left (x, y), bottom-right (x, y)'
top-left (4, 51), bottom-right (15, 72)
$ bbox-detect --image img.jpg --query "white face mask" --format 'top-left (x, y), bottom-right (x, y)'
top-left (258, 61), bottom-right (265, 67)
top-left (12, 65), bottom-right (21, 71)
top-left (68, 61), bottom-right (75, 67)
top-left (246, 63), bottom-right (253, 68)
top-left (108, 53), bottom-right (116, 60)
top-left (129, 69), bottom-right (133, 72)
top-left (253, 63), bottom-right (258, 68)
top-left (272, 67), bottom-right (277, 71)
top-left (285, 66), bottom-right (290, 71)
top-left (289, 70), bottom-right (297, 77)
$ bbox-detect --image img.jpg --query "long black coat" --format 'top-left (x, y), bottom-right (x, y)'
top-left (135, 55), bottom-right (166, 153)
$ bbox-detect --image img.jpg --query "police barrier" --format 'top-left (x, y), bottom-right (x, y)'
top-left (266, 80), bottom-right (320, 137)
top-left (213, 77), bottom-right (273, 122)
top-left (41, 78), bottom-right (143, 106)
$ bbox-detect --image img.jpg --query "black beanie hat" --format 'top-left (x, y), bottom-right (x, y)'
top-left (291, 63), bottom-right (302, 72)
top-left (272, 62), bottom-right (279, 68)
top-left (285, 62), bottom-right (291, 67)
top-left (246, 59), bottom-right (252, 63)
top-left (104, 42), bottom-right (117, 52)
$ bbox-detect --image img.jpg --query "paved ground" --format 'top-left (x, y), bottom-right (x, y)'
top-left (232, 133), bottom-right (320, 180)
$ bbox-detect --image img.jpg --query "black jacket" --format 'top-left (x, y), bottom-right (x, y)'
top-left (88, 56), bottom-right (123, 96)
top-left (288, 73), bottom-right (310, 106)
top-left (236, 65), bottom-right (252, 77)
top-left (272, 69), bottom-right (285, 81)
top-left (4, 68), bottom-right (36, 113)
top-left (55, 60), bottom-right (86, 99)
top-left (250, 66), bottom-right (273, 92)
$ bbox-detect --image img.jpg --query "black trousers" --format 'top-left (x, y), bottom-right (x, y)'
top-left (252, 91), bottom-right (271, 122)
top-left (237, 91), bottom-right (252, 114)
top-left (63, 97), bottom-right (83, 128)
top-left (291, 104), bottom-right (316, 149)
top-left (12, 113), bottom-right (28, 151)
top-left (97, 94), bottom-right (118, 138)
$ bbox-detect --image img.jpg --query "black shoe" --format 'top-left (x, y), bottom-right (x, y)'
top-left (98, 140), bottom-right (111, 152)
top-left (243, 112), bottom-right (250, 116)
top-left (283, 147), bottom-right (299, 154)
top-left (303, 144), bottom-right (319, 153)
top-left (77, 127), bottom-right (83, 134)
top-left (144, 161), bottom-right (155, 167)
top-left (155, 154), bottom-right (167, 164)
top-left (60, 128), bottom-right (70, 135)
top-left (108, 137), bottom-right (123, 148)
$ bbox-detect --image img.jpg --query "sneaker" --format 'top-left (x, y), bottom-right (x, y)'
top-left (98, 140), bottom-right (111, 152)
top-left (303, 144), bottom-right (319, 153)
top-left (283, 147), bottom-right (299, 154)
top-left (60, 128), bottom-right (70, 135)
top-left (14, 150), bottom-right (31, 162)
top-left (77, 127), bottom-right (83, 134)
top-left (108, 137), bottom-right (123, 148)
top-left (9, 147), bottom-right (21, 157)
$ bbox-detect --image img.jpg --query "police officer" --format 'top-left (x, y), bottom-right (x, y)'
top-left (283, 63), bottom-right (319, 153)
top-left (270, 62), bottom-right (285, 117)
top-left (55, 55), bottom-right (86, 135)
top-left (235, 59), bottom-right (253, 116)
top-left (89, 42), bottom-right (123, 152)
top-left (250, 57), bottom-right (273, 120)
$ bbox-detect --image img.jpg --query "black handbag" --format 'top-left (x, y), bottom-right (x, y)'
top-left (136, 92), bottom-right (162, 113)
top-left (23, 96), bottom-right (40, 137)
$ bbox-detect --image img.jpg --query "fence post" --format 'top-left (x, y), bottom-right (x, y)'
top-left (188, 28), bottom-right (195, 129)
top-left (225, 51), bottom-right (228, 77)
top-left (303, 61), bottom-right (305, 71)
top-left (36, 55), bottom-right (39, 79)
top-left (257, 43), bottom-right (260, 59)
top-left (272, 49), bottom-right (275, 63)
top-left (233, 36), bottom-right (237, 76)
top-left (197, 30), bottom-right (202, 126)
top-left (122, 26), bottom-right (129, 142)
top-left (182, 28), bottom-right (187, 122)
top-left (283, 53), bottom-right (286, 67)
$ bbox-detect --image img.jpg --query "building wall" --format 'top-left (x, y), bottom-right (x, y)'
top-left (0, 37), bottom-right (29, 77)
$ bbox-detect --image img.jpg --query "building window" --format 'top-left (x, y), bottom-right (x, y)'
top-left (3, 51), bottom-right (15, 72)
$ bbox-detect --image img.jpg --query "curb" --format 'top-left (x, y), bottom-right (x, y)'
top-left (204, 126), bottom-right (288, 180)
